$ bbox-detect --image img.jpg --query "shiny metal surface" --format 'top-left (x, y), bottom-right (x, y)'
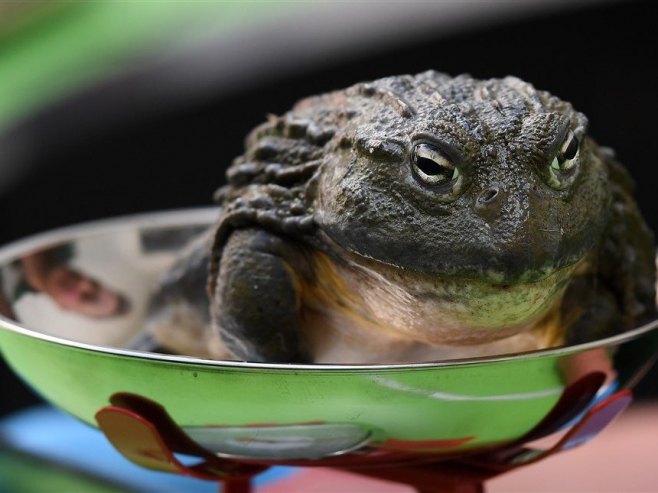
top-left (0, 208), bottom-right (657, 460)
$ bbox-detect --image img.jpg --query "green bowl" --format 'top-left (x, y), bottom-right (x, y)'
top-left (1, 208), bottom-right (657, 461)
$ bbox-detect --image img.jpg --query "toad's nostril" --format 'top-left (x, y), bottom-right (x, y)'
top-left (478, 188), bottom-right (499, 205)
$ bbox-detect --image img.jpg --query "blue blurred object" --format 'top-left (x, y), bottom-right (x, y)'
top-left (0, 406), bottom-right (298, 492)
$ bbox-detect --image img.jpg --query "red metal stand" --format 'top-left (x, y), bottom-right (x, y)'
top-left (95, 372), bottom-right (631, 493)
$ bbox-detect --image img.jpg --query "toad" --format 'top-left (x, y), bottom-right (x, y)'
top-left (147, 71), bottom-right (656, 364)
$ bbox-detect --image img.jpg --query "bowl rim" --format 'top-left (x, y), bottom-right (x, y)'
top-left (0, 207), bottom-right (657, 372)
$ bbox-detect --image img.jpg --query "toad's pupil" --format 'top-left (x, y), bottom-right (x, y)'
top-left (562, 134), bottom-right (579, 160)
top-left (417, 156), bottom-right (450, 176)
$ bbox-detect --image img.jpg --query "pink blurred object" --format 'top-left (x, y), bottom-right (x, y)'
top-left (260, 404), bottom-right (658, 493)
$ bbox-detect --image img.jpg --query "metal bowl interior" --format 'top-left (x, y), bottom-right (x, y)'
top-left (0, 208), bottom-right (657, 461)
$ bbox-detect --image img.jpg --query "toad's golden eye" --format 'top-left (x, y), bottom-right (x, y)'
top-left (547, 130), bottom-right (580, 189)
top-left (412, 143), bottom-right (460, 185)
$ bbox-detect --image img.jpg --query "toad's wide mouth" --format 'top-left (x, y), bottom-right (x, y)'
top-left (318, 226), bottom-right (589, 287)
top-left (325, 228), bottom-right (585, 289)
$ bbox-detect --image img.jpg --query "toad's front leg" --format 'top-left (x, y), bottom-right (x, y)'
top-left (212, 228), bottom-right (312, 363)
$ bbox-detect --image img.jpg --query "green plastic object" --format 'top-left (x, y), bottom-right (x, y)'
top-left (0, 2), bottom-right (284, 130)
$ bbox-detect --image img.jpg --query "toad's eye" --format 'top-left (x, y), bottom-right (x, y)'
top-left (546, 130), bottom-right (580, 189)
top-left (412, 143), bottom-right (460, 186)
top-left (560, 130), bottom-right (579, 160)
top-left (550, 130), bottom-right (579, 172)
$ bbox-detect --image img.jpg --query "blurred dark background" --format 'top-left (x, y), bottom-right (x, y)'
top-left (1, 0), bottom-right (656, 417)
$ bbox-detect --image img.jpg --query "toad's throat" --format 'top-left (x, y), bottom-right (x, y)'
top-left (301, 250), bottom-right (579, 347)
